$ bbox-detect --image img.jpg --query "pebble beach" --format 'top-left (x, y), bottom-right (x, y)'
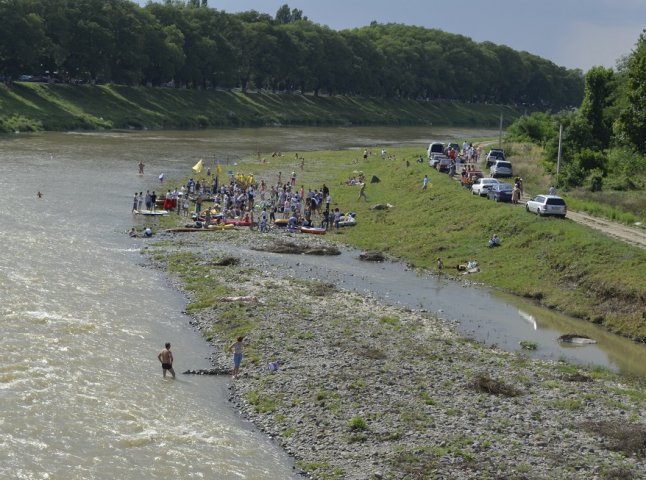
top-left (148, 229), bottom-right (646, 480)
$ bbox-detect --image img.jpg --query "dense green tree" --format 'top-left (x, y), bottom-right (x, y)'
top-left (0, 1), bottom-right (584, 107)
top-left (618, 31), bottom-right (646, 154)
top-left (0, 0), bottom-right (47, 77)
top-left (579, 66), bottom-right (614, 149)
top-left (274, 4), bottom-right (303, 24)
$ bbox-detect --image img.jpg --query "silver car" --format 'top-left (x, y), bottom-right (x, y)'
top-left (525, 195), bottom-right (567, 217)
top-left (490, 160), bottom-right (513, 178)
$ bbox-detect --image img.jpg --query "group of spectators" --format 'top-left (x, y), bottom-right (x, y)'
top-left (182, 170), bottom-right (334, 229)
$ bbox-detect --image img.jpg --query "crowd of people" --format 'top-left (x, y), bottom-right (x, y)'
top-left (142, 169), bottom-right (336, 230)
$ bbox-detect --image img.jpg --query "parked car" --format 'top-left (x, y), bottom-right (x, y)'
top-left (436, 156), bottom-right (452, 172)
top-left (471, 178), bottom-right (500, 196)
top-left (525, 195), bottom-right (567, 217)
top-left (485, 149), bottom-right (506, 167)
top-left (490, 160), bottom-right (513, 178)
top-left (486, 182), bottom-right (514, 202)
top-left (427, 142), bottom-right (445, 158)
top-left (446, 142), bottom-right (460, 154)
top-left (429, 153), bottom-right (448, 168)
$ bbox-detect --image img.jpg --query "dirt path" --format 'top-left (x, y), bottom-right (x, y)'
top-left (516, 189), bottom-right (646, 248)
top-left (561, 209), bottom-right (646, 249)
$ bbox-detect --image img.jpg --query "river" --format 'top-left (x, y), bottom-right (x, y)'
top-left (1, 127), bottom-right (645, 479)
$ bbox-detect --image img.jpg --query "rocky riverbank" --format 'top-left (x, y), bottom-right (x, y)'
top-left (147, 229), bottom-right (646, 480)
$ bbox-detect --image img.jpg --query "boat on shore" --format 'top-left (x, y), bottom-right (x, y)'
top-left (136, 209), bottom-right (169, 216)
top-left (300, 226), bottom-right (326, 235)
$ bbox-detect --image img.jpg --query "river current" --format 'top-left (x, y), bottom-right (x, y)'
top-left (1, 127), bottom-right (644, 479)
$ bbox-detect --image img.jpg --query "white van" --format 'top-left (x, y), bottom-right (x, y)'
top-left (427, 142), bottom-right (445, 158)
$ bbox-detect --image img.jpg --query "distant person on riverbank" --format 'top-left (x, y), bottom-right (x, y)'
top-left (548, 185), bottom-right (556, 195)
top-left (229, 336), bottom-right (245, 379)
top-left (144, 227), bottom-right (153, 237)
top-left (437, 257), bottom-right (443, 271)
top-left (157, 342), bottom-right (175, 378)
top-left (422, 175), bottom-right (429, 190)
top-left (358, 182), bottom-right (367, 201)
top-left (138, 160), bottom-right (144, 174)
top-left (488, 234), bottom-right (501, 248)
top-left (132, 193), bottom-right (139, 212)
top-left (183, 196), bottom-right (189, 216)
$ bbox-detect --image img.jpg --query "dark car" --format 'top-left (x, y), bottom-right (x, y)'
top-left (446, 142), bottom-right (460, 154)
top-left (485, 149), bottom-right (506, 167)
top-left (486, 182), bottom-right (514, 202)
top-left (436, 156), bottom-right (452, 172)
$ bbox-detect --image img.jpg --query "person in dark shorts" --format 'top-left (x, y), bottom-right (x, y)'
top-left (228, 336), bottom-right (245, 379)
top-left (157, 342), bottom-right (175, 378)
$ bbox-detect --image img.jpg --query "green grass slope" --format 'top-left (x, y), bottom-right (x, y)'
top-left (0, 82), bottom-right (522, 132)
top-left (240, 147), bottom-right (646, 340)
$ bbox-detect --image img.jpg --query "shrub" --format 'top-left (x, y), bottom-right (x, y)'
top-left (348, 416), bottom-right (368, 431)
top-left (470, 373), bottom-right (522, 397)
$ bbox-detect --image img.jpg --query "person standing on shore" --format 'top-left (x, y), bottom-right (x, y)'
top-left (422, 175), bottom-right (429, 190)
top-left (228, 336), bottom-right (245, 379)
top-left (138, 160), bottom-right (145, 174)
top-left (358, 182), bottom-right (367, 201)
top-left (157, 342), bottom-right (175, 378)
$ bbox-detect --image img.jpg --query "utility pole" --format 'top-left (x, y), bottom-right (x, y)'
top-left (556, 124), bottom-right (563, 184)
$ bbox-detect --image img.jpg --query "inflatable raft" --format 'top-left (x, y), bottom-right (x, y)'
top-left (300, 226), bottom-right (326, 235)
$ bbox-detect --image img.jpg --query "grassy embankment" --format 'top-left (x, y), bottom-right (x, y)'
top-left (0, 82), bottom-right (522, 132)
top-left (160, 145), bottom-right (645, 341)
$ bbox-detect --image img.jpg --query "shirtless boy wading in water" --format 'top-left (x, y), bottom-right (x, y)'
top-left (158, 342), bottom-right (175, 378)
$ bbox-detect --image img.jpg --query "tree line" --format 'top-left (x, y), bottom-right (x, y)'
top-left (0, 0), bottom-right (583, 108)
top-left (507, 31), bottom-right (646, 191)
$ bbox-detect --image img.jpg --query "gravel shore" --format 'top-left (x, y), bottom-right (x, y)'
top-left (148, 229), bottom-right (646, 480)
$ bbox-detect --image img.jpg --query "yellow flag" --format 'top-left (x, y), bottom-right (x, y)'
top-left (216, 163), bottom-right (222, 177)
top-left (192, 159), bottom-right (203, 173)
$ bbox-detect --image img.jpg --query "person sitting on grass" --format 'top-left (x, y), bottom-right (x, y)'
top-left (488, 234), bottom-right (501, 248)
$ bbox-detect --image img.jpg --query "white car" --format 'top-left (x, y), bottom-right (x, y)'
top-left (490, 160), bottom-right (513, 178)
top-left (471, 178), bottom-right (500, 196)
top-left (427, 142), bottom-right (445, 158)
top-left (525, 195), bottom-right (567, 217)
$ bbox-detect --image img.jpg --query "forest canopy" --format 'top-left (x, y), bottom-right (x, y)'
top-left (0, 0), bottom-right (583, 109)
